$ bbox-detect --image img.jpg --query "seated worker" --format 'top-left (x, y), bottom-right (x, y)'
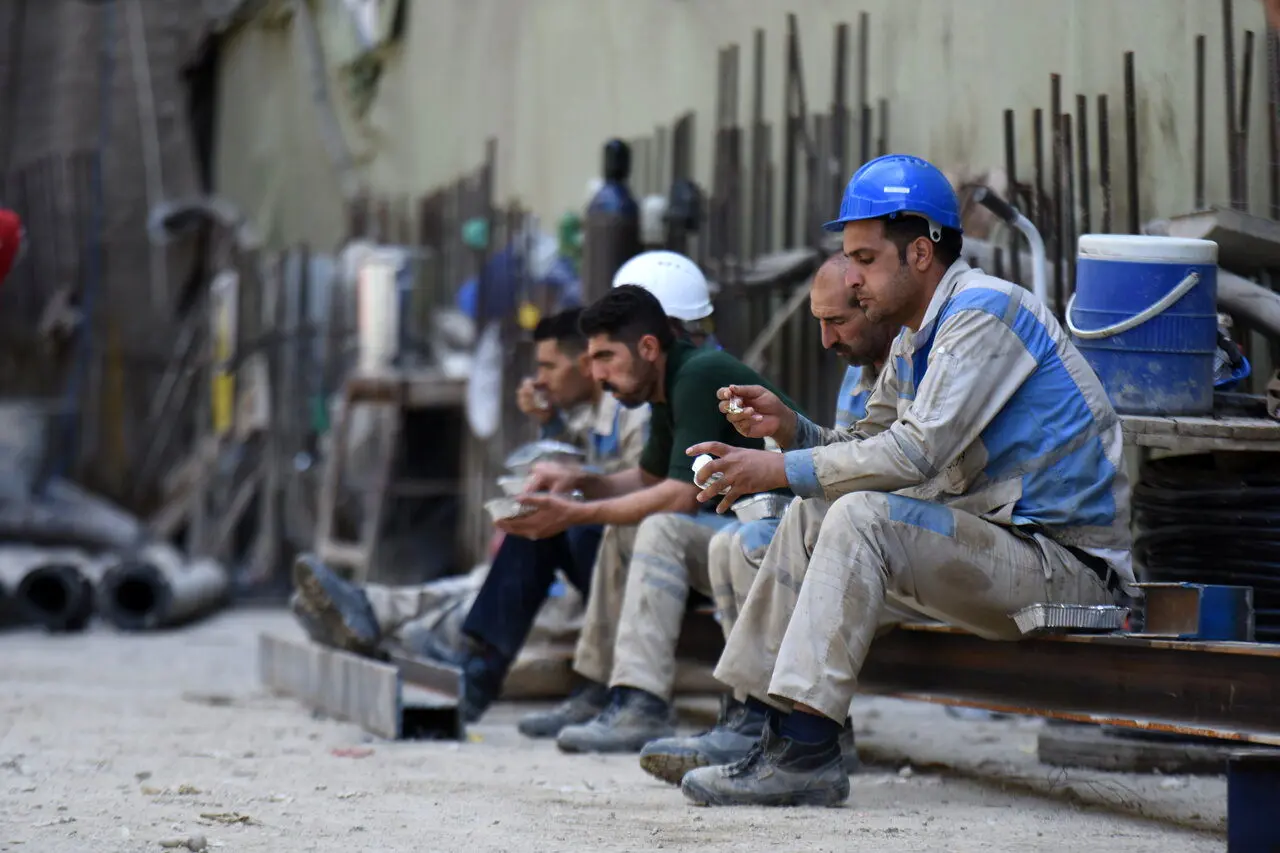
top-left (634, 251), bottom-right (898, 782)
top-left (504, 284), bottom-right (804, 744)
top-left (679, 153), bottom-right (1134, 807)
top-left (290, 307), bottom-right (648, 721)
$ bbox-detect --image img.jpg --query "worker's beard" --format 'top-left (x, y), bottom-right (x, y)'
top-left (603, 362), bottom-right (659, 409)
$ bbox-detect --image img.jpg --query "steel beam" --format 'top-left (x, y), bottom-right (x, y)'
top-left (860, 623), bottom-right (1280, 745)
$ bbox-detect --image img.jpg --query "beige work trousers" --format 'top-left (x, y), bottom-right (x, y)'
top-left (607, 513), bottom-right (726, 699)
top-left (572, 523), bottom-right (638, 684)
top-left (714, 492), bottom-right (1116, 721)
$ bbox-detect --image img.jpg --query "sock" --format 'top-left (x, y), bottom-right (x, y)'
top-left (779, 709), bottom-right (843, 745)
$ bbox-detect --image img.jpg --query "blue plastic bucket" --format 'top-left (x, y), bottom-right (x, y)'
top-left (1068, 235), bottom-right (1219, 416)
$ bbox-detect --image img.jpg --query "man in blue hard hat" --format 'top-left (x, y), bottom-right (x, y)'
top-left (677, 153), bottom-right (1135, 807)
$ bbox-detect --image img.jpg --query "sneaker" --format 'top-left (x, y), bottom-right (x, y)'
top-left (639, 697), bottom-right (766, 785)
top-left (401, 628), bottom-right (506, 725)
top-left (517, 681), bottom-right (610, 739)
top-left (681, 723), bottom-right (849, 808)
top-left (289, 592), bottom-right (330, 646)
top-left (290, 555), bottom-right (381, 656)
top-left (557, 687), bottom-right (676, 754)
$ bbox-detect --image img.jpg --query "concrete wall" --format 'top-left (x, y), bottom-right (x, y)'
top-left (213, 0), bottom-right (1272, 248)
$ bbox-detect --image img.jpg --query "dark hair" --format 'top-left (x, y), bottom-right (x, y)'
top-left (532, 307), bottom-right (587, 355)
top-left (881, 216), bottom-right (963, 269)
top-left (579, 285), bottom-right (676, 350)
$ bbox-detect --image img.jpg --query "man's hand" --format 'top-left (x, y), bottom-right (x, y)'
top-left (685, 442), bottom-right (789, 513)
top-left (717, 384), bottom-right (799, 447)
top-left (516, 378), bottom-right (553, 424)
top-left (495, 493), bottom-right (585, 540)
top-left (523, 460), bottom-right (583, 494)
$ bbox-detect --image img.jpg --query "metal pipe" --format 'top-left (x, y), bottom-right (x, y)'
top-left (877, 98), bottom-right (889, 158)
top-left (1062, 113), bottom-right (1077, 309)
top-left (1239, 29), bottom-right (1256, 211)
top-left (16, 560), bottom-right (95, 633)
top-left (1004, 109), bottom-right (1023, 285)
top-left (782, 14), bottom-right (799, 246)
top-left (1124, 52), bottom-right (1140, 233)
top-left (1076, 95), bottom-right (1092, 235)
top-left (1098, 95), bottom-right (1112, 233)
top-left (1195, 34), bottom-right (1207, 209)
top-left (858, 11), bottom-right (870, 165)
top-left (971, 188), bottom-right (1049, 305)
top-left (832, 22), bottom-right (849, 196)
top-left (1270, 29), bottom-right (1280, 220)
top-left (99, 544), bottom-right (229, 631)
top-left (1033, 109), bottom-right (1046, 235)
top-left (1050, 74), bottom-right (1064, 316)
top-left (1224, 0), bottom-right (1240, 207)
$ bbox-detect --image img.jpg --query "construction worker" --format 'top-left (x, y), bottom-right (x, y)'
top-left (556, 252), bottom-right (898, 758)
top-left (633, 252), bottom-right (899, 780)
top-left (502, 284), bottom-right (805, 743)
top-left (675, 154), bottom-right (1133, 807)
top-left (290, 308), bottom-right (648, 722)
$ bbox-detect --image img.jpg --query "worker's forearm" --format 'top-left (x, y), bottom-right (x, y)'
top-left (578, 480), bottom-right (700, 527)
top-left (578, 467), bottom-right (647, 500)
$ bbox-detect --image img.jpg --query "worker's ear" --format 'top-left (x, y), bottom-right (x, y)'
top-left (912, 237), bottom-right (934, 272)
top-left (636, 334), bottom-right (662, 363)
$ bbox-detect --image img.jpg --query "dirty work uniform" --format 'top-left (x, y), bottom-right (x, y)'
top-left (708, 364), bottom-right (883, 645)
top-left (716, 260), bottom-right (1135, 721)
top-left (360, 391), bottom-right (647, 650)
top-left (572, 340), bottom-right (803, 690)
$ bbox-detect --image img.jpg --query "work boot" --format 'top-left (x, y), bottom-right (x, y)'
top-left (681, 723), bottom-right (850, 808)
top-left (639, 696), bottom-right (767, 785)
top-left (517, 681), bottom-right (610, 739)
top-left (401, 628), bottom-right (507, 725)
top-left (291, 554), bottom-right (381, 656)
top-left (289, 592), bottom-right (330, 645)
top-left (840, 717), bottom-right (861, 774)
top-left (556, 686), bottom-right (676, 754)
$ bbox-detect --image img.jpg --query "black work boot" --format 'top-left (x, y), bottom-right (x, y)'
top-left (639, 696), bottom-right (767, 785)
top-left (291, 554), bottom-right (381, 656)
top-left (401, 627), bottom-right (507, 724)
top-left (557, 686), bottom-right (676, 754)
top-left (681, 720), bottom-right (850, 807)
top-left (517, 681), bottom-right (610, 739)
top-left (840, 717), bottom-right (861, 774)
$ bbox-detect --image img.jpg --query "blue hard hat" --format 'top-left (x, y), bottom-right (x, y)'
top-left (823, 154), bottom-right (963, 237)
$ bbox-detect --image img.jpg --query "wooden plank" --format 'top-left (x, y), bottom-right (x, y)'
top-left (1120, 413), bottom-right (1280, 453)
top-left (898, 620), bottom-right (1280, 658)
top-left (258, 633), bottom-right (401, 739)
top-left (1037, 723), bottom-right (1276, 774)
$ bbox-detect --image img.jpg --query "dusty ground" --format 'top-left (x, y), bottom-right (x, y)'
top-left (0, 610), bottom-right (1226, 853)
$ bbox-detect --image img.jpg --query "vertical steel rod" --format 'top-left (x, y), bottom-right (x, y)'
top-left (1033, 108), bottom-right (1046, 235)
top-left (1051, 74), bottom-right (1064, 317)
top-left (1076, 95), bottom-right (1092, 235)
top-left (1098, 95), bottom-right (1112, 233)
top-left (1195, 34), bottom-right (1207, 209)
top-left (1239, 29), bottom-right (1256, 211)
top-left (1124, 52), bottom-right (1140, 233)
top-left (1224, 0), bottom-right (1240, 207)
top-left (1003, 108), bottom-right (1022, 285)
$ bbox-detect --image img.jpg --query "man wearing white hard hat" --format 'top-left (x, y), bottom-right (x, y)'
top-left (612, 250), bottom-right (721, 350)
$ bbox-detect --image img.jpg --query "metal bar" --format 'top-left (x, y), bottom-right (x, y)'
top-left (750, 29), bottom-right (767, 260)
top-left (782, 15), bottom-right (799, 247)
top-left (1033, 108), bottom-right (1046, 236)
top-left (832, 22), bottom-right (849, 200)
top-left (877, 97), bottom-right (889, 157)
top-left (1062, 112), bottom-right (1077, 307)
top-left (1124, 52), bottom-right (1140, 233)
top-left (1225, 0), bottom-right (1240, 207)
top-left (1003, 109), bottom-right (1022, 285)
top-left (1098, 95), bottom-right (1113, 232)
top-left (1270, 29), bottom-right (1280, 220)
top-left (1240, 29), bottom-right (1256, 211)
top-left (1051, 73), bottom-right (1064, 315)
top-left (1196, 33), bottom-right (1207, 210)
top-left (858, 11), bottom-right (870, 165)
top-left (860, 623), bottom-right (1280, 743)
top-left (1076, 95), bottom-right (1091, 235)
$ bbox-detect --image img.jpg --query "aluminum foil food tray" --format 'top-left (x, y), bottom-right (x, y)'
top-left (1011, 603), bottom-right (1129, 636)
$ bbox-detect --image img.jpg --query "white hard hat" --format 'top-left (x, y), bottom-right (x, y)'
top-left (611, 250), bottom-right (713, 322)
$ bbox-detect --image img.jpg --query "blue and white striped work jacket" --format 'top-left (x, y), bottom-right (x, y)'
top-left (784, 260), bottom-right (1134, 586)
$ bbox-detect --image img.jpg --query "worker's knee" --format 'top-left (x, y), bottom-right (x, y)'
top-left (828, 491), bottom-right (892, 531)
top-left (736, 518), bottom-right (779, 561)
top-left (633, 512), bottom-right (693, 551)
